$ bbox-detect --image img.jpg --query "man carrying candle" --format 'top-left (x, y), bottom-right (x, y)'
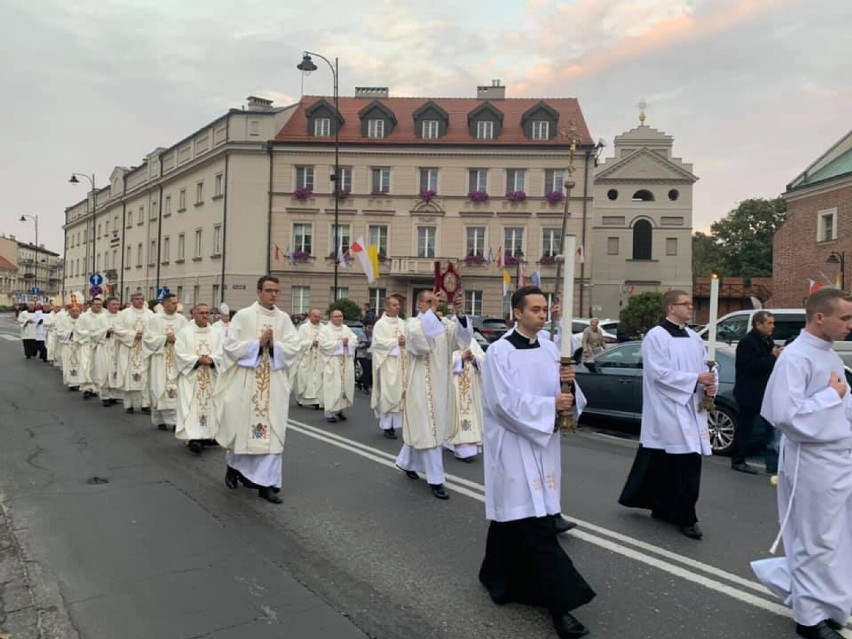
top-left (618, 289), bottom-right (717, 540)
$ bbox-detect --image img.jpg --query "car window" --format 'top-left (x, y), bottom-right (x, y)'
top-left (481, 319), bottom-right (508, 329)
top-left (772, 315), bottom-right (805, 343)
top-left (571, 321), bottom-right (587, 333)
top-left (594, 343), bottom-right (642, 368)
top-left (716, 316), bottom-right (750, 342)
top-left (716, 351), bottom-right (735, 384)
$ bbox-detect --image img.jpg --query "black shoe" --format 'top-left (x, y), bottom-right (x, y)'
top-left (109, 399), bottom-right (119, 405)
top-left (141, 407), bottom-right (151, 414)
top-left (553, 515), bottom-right (578, 534)
top-left (396, 464), bottom-right (419, 480)
top-left (225, 466), bottom-right (240, 490)
top-left (454, 455), bottom-right (476, 463)
top-left (553, 612), bottom-right (590, 638)
top-left (157, 423), bottom-right (168, 431)
top-left (259, 487), bottom-right (283, 504)
top-left (383, 428), bottom-right (398, 440)
top-left (69, 386), bottom-right (79, 392)
top-left (826, 620), bottom-right (844, 631)
top-left (681, 524), bottom-right (704, 540)
top-left (101, 399), bottom-right (111, 407)
top-left (83, 391), bottom-right (94, 400)
top-left (187, 441), bottom-right (203, 454)
top-left (430, 484), bottom-right (450, 500)
top-left (125, 407), bottom-right (135, 414)
top-left (326, 416), bottom-right (338, 423)
top-left (337, 412), bottom-right (347, 421)
top-left (796, 620), bottom-right (845, 639)
top-left (731, 462), bottom-right (759, 475)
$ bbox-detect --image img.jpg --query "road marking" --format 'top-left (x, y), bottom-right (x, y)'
top-left (287, 417), bottom-right (827, 626)
top-left (0, 335), bottom-right (19, 342)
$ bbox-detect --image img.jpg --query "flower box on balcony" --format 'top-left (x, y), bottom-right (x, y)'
top-left (419, 189), bottom-right (437, 203)
top-left (467, 190), bottom-right (489, 203)
top-left (545, 191), bottom-right (565, 204)
top-left (463, 254), bottom-right (487, 266)
top-left (293, 186), bottom-right (313, 200)
top-left (504, 255), bottom-right (520, 266)
top-left (377, 251), bottom-right (389, 264)
top-left (506, 191), bottom-right (527, 202)
top-left (539, 254), bottom-right (558, 266)
top-left (291, 250), bottom-right (313, 263)
top-left (333, 188), bottom-right (351, 200)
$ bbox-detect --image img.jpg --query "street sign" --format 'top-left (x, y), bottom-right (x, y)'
top-left (157, 287), bottom-right (171, 300)
top-left (89, 285), bottom-right (102, 298)
top-left (89, 273), bottom-right (104, 286)
top-left (30, 287), bottom-right (41, 295)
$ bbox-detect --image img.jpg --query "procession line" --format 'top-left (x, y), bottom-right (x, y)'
top-left (287, 419), bottom-right (786, 612)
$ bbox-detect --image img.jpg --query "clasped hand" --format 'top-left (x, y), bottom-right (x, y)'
top-left (830, 372), bottom-right (847, 398)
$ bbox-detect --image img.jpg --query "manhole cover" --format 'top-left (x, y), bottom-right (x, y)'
top-left (86, 476), bottom-right (110, 485)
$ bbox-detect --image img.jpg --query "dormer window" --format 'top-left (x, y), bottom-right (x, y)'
top-left (531, 120), bottom-right (549, 140)
top-left (468, 101), bottom-right (504, 140)
top-left (368, 119), bottom-right (385, 139)
top-left (521, 101), bottom-right (559, 140)
top-left (313, 117), bottom-right (331, 137)
top-left (359, 100), bottom-right (397, 139)
top-left (422, 120), bottom-right (440, 139)
top-left (412, 101), bottom-right (449, 140)
top-left (477, 121), bottom-right (494, 140)
top-left (305, 99), bottom-right (343, 137)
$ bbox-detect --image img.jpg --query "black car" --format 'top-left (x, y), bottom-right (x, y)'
top-left (352, 326), bottom-right (372, 391)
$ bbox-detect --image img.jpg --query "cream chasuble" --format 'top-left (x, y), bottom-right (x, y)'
top-left (113, 306), bottom-right (155, 392)
top-left (175, 322), bottom-right (224, 441)
top-left (318, 323), bottom-right (357, 413)
top-left (144, 312), bottom-right (189, 411)
top-left (56, 315), bottom-right (83, 387)
top-left (50, 309), bottom-right (68, 368)
top-left (17, 310), bottom-right (35, 340)
top-left (448, 339), bottom-right (485, 448)
top-left (370, 315), bottom-right (406, 415)
top-left (89, 311), bottom-right (122, 393)
top-left (44, 311), bottom-right (59, 363)
top-left (215, 303), bottom-right (301, 455)
top-left (294, 321), bottom-right (324, 405)
top-left (74, 309), bottom-right (109, 390)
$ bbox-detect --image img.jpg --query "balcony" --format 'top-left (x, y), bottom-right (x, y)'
top-left (389, 256), bottom-right (457, 279)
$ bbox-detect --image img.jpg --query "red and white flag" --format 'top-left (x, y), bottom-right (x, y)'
top-left (576, 244), bottom-right (585, 264)
top-left (808, 278), bottom-right (823, 294)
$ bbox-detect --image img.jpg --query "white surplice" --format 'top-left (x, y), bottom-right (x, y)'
top-left (175, 321), bottom-right (224, 441)
top-left (74, 309), bottom-right (109, 393)
top-left (113, 306), bottom-right (155, 408)
top-left (318, 323), bottom-right (357, 414)
top-left (44, 311), bottom-right (59, 363)
top-left (370, 315), bottom-right (406, 427)
top-left (90, 311), bottom-right (121, 399)
top-left (294, 321), bottom-right (324, 406)
top-left (55, 315), bottom-right (84, 387)
top-left (48, 309), bottom-right (67, 368)
top-left (17, 310), bottom-right (35, 340)
top-left (482, 335), bottom-right (585, 522)
top-left (144, 312), bottom-right (189, 422)
top-left (447, 338), bottom-right (485, 458)
top-left (752, 330), bottom-right (852, 627)
top-left (32, 310), bottom-right (46, 343)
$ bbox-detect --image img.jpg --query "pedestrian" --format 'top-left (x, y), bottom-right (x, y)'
top-left (445, 338), bottom-right (485, 462)
top-left (732, 310), bottom-right (782, 475)
top-left (318, 310), bottom-right (357, 423)
top-left (580, 317), bottom-right (606, 361)
top-left (618, 289), bottom-right (717, 540)
top-left (479, 286), bottom-right (595, 639)
top-left (370, 295), bottom-right (406, 439)
top-left (294, 308), bottom-right (323, 409)
top-left (752, 288), bottom-right (852, 639)
top-left (211, 303), bottom-right (232, 339)
top-left (356, 322), bottom-right (373, 393)
top-left (17, 302), bottom-right (37, 359)
top-left (362, 302), bottom-right (377, 326)
top-left (113, 292), bottom-right (155, 414)
top-left (144, 294), bottom-right (189, 431)
top-left (215, 275), bottom-right (301, 504)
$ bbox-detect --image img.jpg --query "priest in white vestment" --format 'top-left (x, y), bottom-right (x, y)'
top-left (49, 304), bottom-right (68, 368)
top-left (32, 305), bottom-right (48, 362)
top-left (370, 295), bottom-right (406, 440)
top-left (618, 289), bottom-right (717, 541)
top-left (113, 292), bottom-right (155, 413)
top-left (395, 290), bottom-right (472, 500)
top-left (44, 302), bottom-right (61, 365)
top-left (318, 310), bottom-right (357, 422)
top-left (446, 338), bottom-right (485, 461)
top-left (751, 288), bottom-right (852, 639)
top-left (211, 303), bottom-right (232, 339)
top-left (479, 286), bottom-right (595, 639)
top-left (17, 303), bottom-right (37, 359)
top-left (74, 297), bottom-right (107, 400)
top-left (144, 294), bottom-right (189, 430)
top-left (215, 276), bottom-right (301, 504)
top-left (175, 304), bottom-right (224, 454)
top-left (294, 309), bottom-right (324, 408)
top-left (56, 304), bottom-right (84, 390)
top-left (90, 297), bottom-right (123, 407)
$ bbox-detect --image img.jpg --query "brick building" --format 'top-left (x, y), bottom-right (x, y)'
top-left (774, 129), bottom-right (852, 307)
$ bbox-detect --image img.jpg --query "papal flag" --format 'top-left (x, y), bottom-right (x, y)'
top-left (502, 269), bottom-right (511, 297)
top-left (350, 236), bottom-right (378, 283)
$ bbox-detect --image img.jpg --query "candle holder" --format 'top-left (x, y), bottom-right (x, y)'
top-left (557, 356), bottom-right (578, 433)
top-left (698, 360), bottom-right (716, 412)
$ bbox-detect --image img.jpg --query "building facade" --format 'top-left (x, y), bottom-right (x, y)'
top-left (773, 128), bottom-right (852, 307)
top-left (0, 234), bottom-right (62, 306)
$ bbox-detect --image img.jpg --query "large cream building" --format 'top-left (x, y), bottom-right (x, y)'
top-left (0, 234), bottom-right (62, 306)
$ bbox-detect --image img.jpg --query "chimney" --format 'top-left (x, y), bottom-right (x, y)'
top-left (477, 79), bottom-right (505, 100)
top-left (246, 96), bottom-right (274, 111)
top-left (355, 87), bottom-right (389, 99)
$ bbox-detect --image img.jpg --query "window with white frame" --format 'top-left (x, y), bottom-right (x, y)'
top-left (292, 286), bottom-right (310, 314)
top-left (177, 233), bottom-right (185, 261)
top-left (179, 189), bottom-right (186, 210)
top-left (296, 166), bottom-right (314, 190)
top-left (531, 120), bottom-right (550, 140)
top-left (545, 169), bottom-right (564, 195)
top-left (666, 237), bottom-right (678, 256)
top-left (330, 286), bottom-right (349, 302)
top-left (149, 240), bottom-right (157, 265)
top-left (818, 209), bottom-right (837, 242)
top-left (368, 288), bottom-right (387, 311)
top-left (313, 117), bottom-right (331, 137)
top-left (212, 224), bottom-right (222, 255)
top-left (476, 120), bottom-right (494, 140)
top-left (506, 169), bottom-right (526, 193)
top-left (293, 223), bottom-right (313, 254)
top-left (330, 223), bottom-right (352, 255)
top-left (194, 229), bottom-right (203, 259)
top-left (466, 227), bottom-right (486, 257)
top-left (136, 243), bottom-right (143, 267)
top-left (504, 227), bottom-right (524, 258)
top-left (371, 167), bottom-right (391, 193)
top-left (417, 226), bottom-right (436, 258)
top-left (367, 119), bottom-right (385, 138)
top-left (368, 225), bottom-right (388, 257)
top-left (542, 228), bottom-right (560, 257)
top-left (337, 166), bottom-right (353, 193)
top-left (137, 207), bottom-right (144, 225)
top-left (214, 173), bottom-right (223, 197)
top-left (465, 290), bottom-right (483, 316)
top-left (421, 120), bottom-right (439, 139)
top-left (163, 236), bottom-right (170, 263)
top-left (468, 168), bottom-right (488, 193)
top-left (195, 182), bottom-right (204, 205)
top-left (419, 168), bottom-right (439, 193)
top-left (607, 237), bottom-right (619, 255)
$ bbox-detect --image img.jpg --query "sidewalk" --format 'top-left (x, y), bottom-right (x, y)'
top-left (0, 501), bottom-right (43, 639)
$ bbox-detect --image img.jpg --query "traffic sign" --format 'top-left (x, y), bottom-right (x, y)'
top-left (89, 285), bottom-right (102, 298)
top-left (157, 287), bottom-right (171, 300)
top-left (30, 287), bottom-right (41, 295)
top-left (89, 273), bottom-right (104, 286)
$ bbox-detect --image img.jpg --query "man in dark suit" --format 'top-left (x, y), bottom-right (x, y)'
top-left (732, 311), bottom-right (782, 474)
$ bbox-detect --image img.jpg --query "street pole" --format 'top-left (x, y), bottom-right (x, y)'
top-left (70, 173), bottom-right (96, 292)
top-left (19, 214), bottom-right (39, 298)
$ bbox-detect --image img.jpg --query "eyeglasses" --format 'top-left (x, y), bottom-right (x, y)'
top-left (671, 302), bottom-right (693, 307)
top-left (261, 289), bottom-right (280, 294)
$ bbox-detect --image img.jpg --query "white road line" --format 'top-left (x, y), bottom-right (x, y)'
top-left (0, 334), bottom-right (19, 342)
top-left (287, 418), bottom-right (806, 623)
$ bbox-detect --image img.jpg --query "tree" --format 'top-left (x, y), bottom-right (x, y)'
top-left (619, 292), bottom-right (663, 337)
top-left (328, 297), bottom-right (361, 321)
top-left (710, 197), bottom-right (787, 277)
top-left (692, 232), bottom-right (723, 277)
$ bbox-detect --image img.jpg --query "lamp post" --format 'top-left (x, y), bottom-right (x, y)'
top-left (297, 51), bottom-right (340, 301)
top-left (826, 251), bottom-right (846, 290)
top-left (69, 173), bottom-right (96, 288)
top-left (19, 214), bottom-right (39, 297)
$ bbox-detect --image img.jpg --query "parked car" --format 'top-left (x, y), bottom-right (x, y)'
top-left (352, 326), bottom-right (371, 390)
top-left (467, 315), bottom-right (510, 343)
top-left (542, 318), bottom-right (620, 345)
top-left (697, 309), bottom-right (805, 345)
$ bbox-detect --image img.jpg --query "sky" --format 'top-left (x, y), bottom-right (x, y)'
top-left (1, 0), bottom-right (850, 254)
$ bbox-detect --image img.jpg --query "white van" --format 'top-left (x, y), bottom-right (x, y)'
top-left (697, 309), bottom-right (806, 345)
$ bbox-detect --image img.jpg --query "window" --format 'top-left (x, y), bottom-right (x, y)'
top-left (337, 166), bottom-right (353, 192)
top-left (466, 227), bottom-right (486, 257)
top-left (368, 288), bottom-right (387, 311)
top-left (176, 286), bottom-right (183, 302)
top-left (542, 228), bottom-right (560, 257)
top-left (213, 224), bottom-right (222, 255)
top-left (212, 284), bottom-right (219, 305)
top-left (293, 223), bottom-right (313, 254)
top-left (465, 290), bottom-right (483, 316)
top-left (371, 167), bottom-right (391, 194)
top-left (96, 253), bottom-right (100, 271)
top-left (531, 120), bottom-right (550, 140)
top-left (193, 285), bottom-right (200, 305)
top-left (195, 182), bottom-right (204, 205)
top-left (506, 169), bottom-right (525, 193)
top-left (632, 189), bottom-right (655, 202)
top-left (331, 286), bottom-right (349, 302)
top-left (163, 236), bottom-right (170, 263)
top-left (313, 117), bottom-right (331, 137)
top-left (545, 169), bottom-right (564, 195)
top-left (368, 225), bottom-right (388, 257)
top-left (104, 220), bottom-right (109, 236)
top-left (148, 240), bottom-right (157, 265)
top-left (632, 220), bottom-right (653, 260)
top-left (125, 246), bottom-right (131, 269)
top-left (330, 223), bottom-right (352, 254)
top-left (419, 168), bottom-right (439, 193)
top-left (150, 202), bottom-right (157, 221)
top-left (177, 233), bottom-right (185, 261)
top-left (668, 189), bottom-right (680, 201)
top-left (666, 237), bottom-right (678, 256)
top-left (476, 120), bottom-right (494, 140)
top-left (136, 243), bottom-right (143, 267)
top-left (179, 189), bottom-right (187, 210)
top-left (469, 169), bottom-right (488, 193)
top-left (417, 226), bottom-right (436, 258)
top-left (97, 223), bottom-right (102, 239)
top-left (164, 195), bottom-right (172, 216)
top-left (421, 120), bottom-right (439, 139)
top-left (819, 209), bottom-right (837, 242)
top-left (504, 227), bottom-right (524, 258)
top-left (112, 249), bottom-right (117, 268)
top-left (367, 119), bottom-right (385, 138)
top-left (138, 206), bottom-right (144, 225)
top-left (292, 286), bottom-right (310, 314)
top-left (194, 229), bottom-right (203, 259)
top-left (214, 174), bottom-right (223, 197)
top-left (607, 237), bottom-right (619, 256)
top-left (296, 166), bottom-right (315, 190)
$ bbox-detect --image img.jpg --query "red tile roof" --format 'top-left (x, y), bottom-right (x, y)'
top-left (0, 255), bottom-right (17, 271)
top-left (275, 96), bottom-right (594, 146)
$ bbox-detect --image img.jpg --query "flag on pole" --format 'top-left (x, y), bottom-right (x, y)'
top-left (486, 246), bottom-right (493, 266)
top-left (287, 245), bottom-right (296, 264)
top-left (502, 269), bottom-right (511, 296)
top-left (337, 239), bottom-right (348, 268)
top-left (274, 244), bottom-right (282, 262)
top-left (519, 265), bottom-right (526, 287)
top-left (808, 278), bottom-right (823, 294)
top-left (496, 245), bottom-right (503, 268)
top-left (531, 270), bottom-right (541, 287)
top-left (576, 244), bottom-right (585, 263)
top-left (349, 236), bottom-right (377, 283)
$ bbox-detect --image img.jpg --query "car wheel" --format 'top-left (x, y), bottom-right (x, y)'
top-left (354, 360), bottom-right (363, 383)
top-left (708, 404), bottom-right (737, 455)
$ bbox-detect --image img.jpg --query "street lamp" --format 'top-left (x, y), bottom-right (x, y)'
top-left (19, 214), bottom-right (39, 297)
top-left (69, 172), bottom-right (97, 287)
top-left (826, 251), bottom-right (846, 290)
top-left (297, 51), bottom-right (340, 301)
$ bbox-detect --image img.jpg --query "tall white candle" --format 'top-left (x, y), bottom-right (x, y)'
top-left (560, 235), bottom-right (576, 359)
top-left (706, 274), bottom-right (719, 361)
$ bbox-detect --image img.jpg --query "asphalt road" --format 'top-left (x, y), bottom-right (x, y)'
top-left (0, 314), bottom-right (849, 639)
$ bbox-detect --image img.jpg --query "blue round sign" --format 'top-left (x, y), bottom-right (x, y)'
top-left (89, 273), bottom-right (104, 286)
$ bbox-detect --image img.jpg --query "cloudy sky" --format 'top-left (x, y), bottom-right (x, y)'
top-left (1, 0), bottom-right (850, 253)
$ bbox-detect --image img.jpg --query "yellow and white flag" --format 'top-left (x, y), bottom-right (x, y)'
top-left (350, 236), bottom-right (378, 284)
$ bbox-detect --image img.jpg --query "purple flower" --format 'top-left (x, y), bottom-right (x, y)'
top-left (539, 254), bottom-right (557, 265)
top-left (468, 190), bottom-right (489, 202)
top-left (546, 190), bottom-right (565, 204)
top-left (464, 254), bottom-right (486, 265)
top-left (293, 186), bottom-right (313, 199)
top-left (506, 190), bottom-right (527, 202)
top-left (334, 187), bottom-right (351, 199)
top-left (420, 189), bottom-right (437, 202)
top-left (505, 255), bottom-right (520, 266)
